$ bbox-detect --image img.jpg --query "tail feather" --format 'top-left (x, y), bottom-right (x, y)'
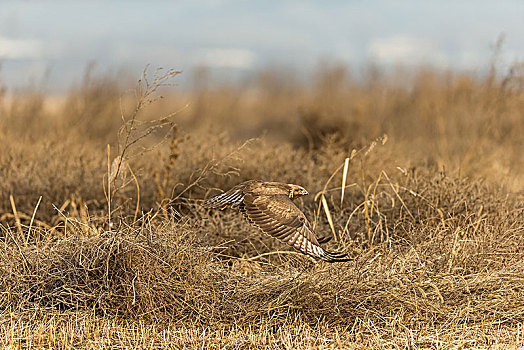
top-left (316, 235), bottom-right (332, 244)
top-left (320, 250), bottom-right (352, 263)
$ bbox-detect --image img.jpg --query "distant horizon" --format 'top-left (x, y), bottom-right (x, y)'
top-left (1, 0), bottom-right (523, 92)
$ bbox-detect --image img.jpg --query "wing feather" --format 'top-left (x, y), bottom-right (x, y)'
top-left (203, 185), bottom-right (246, 208)
top-left (243, 193), bottom-right (350, 262)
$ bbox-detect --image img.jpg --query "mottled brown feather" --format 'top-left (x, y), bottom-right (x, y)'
top-left (203, 180), bottom-right (350, 262)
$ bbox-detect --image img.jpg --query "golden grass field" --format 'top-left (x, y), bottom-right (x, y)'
top-left (0, 62), bottom-right (523, 349)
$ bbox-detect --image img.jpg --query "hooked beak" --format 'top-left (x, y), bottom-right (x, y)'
top-left (288, 184), bottom-right (309, 198)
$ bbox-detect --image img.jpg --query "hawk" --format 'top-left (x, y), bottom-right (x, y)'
top-left (203, 180), bottom-right (350, 262)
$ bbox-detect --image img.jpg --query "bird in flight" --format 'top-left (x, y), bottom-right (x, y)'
top-left (203, 180), bottom-right (350, 262)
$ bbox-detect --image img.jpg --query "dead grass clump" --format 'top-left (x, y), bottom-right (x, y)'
top-left (0, 138), bottom-right (105, 224)
top-left (0, 219), bottom-right (216, 320)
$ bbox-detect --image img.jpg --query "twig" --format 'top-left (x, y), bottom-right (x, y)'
top-left (321, 195), bottom-right (337, 241)
top-left (242, 250), bottom-right (311, 262)
top-left (27, 196), bottom-right (42, 244)
top-left (9, 195), bottom-right (23, 237)
top-left (128, 164), bottom-right (141, 225)
top-left (107, 144), bottom-right (112, 227)
top-left (381, 171), bottom-right (415, 221)
top-left (341, 157), bottom-right (350, 207)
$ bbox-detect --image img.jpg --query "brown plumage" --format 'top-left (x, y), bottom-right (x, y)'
top-left (203, 180), bottom-right (350, 262)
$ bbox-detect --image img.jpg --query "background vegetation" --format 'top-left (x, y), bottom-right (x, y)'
top-left (0, 60), bottom-right (523, 348)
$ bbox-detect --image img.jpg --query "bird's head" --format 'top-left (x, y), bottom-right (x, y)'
top-left (287, 184), bottom-right (309, 199)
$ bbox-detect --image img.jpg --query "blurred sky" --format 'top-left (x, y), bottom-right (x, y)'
top-left (1, 0), bottom-right (523, 91)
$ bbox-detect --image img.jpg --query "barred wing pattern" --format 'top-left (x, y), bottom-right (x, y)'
top-left (203, 180), bottom-right (350, 262)
top-left (241, 194), bottom-right (349, 262)
top-left (202, 182), bottom-right (251, 209)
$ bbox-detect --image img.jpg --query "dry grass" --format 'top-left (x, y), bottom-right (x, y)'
top-left (0, 62), bottom-right (523, 348)
top-left (3, 311), bottom-right (523, 349)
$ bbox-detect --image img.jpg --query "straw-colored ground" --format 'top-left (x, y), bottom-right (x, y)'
top-left (1, 63), bottom-right (523, 349)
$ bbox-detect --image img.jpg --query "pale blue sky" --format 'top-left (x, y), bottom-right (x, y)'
top-left (1, 1), bottom-right (523, 91)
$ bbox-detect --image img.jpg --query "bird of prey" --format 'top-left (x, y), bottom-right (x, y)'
top-left (203, 180), bottom-right (350, 262)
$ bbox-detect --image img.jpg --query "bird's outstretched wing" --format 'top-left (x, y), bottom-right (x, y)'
top-left (202, 182), bottom-right (250, 209)
top-left (241, 193), bottom-right (350, 262)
